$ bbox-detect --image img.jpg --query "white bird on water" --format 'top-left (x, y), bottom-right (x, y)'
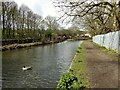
top-left (22, 66), bottom-right (32, 71)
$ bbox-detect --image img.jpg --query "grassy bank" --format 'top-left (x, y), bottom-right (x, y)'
top-left (93, 42), bottom-right (119, 56)
top-left (68, 42), bottom-right (89, 87)
top-left (57, 42), bottom-right (89, 89)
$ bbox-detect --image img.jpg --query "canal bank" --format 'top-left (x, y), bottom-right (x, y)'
top-left (57, 41), bottom-right (89, 89)
top-left (57, 40), bottom-right (118, 89)
top-left (1, 39), bottom-right (65, 51)
top-left (68, 41), bottom-right (89, 87)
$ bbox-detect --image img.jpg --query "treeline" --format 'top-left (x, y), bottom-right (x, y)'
top-left (1, 1), bottom-right (84, 43)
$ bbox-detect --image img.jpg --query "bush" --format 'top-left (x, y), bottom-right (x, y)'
top-left (78, 47), bottom-right (82, 49)
top-left (57, 73), bottom-right (86, 90)
top-left (76, 49), bottom-right (81, 53)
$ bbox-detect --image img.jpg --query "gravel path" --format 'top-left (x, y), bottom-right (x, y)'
top-left (84, 41), bottom-right (119, 88)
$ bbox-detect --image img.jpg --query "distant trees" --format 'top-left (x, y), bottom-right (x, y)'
top-left (44, 15), bottom-right (59, 30)
top-left (54, 0), bottom-right (120, 36)
top-left (2, 2), bottom-right (18, 38)
top-left (1, 2), bottom-right (44, 40)
top-left (1, 1), bottom-right (84, 43)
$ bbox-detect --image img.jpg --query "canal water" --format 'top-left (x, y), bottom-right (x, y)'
top-left (2, 41), bottom-right (82, 88)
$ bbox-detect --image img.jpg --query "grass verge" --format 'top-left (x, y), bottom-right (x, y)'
top-left (57, 42), bottom-right (89, 89)
top-left (69, 42), bottom-right (89, 87)
top-left (93, 42), bottom-right (119, 57)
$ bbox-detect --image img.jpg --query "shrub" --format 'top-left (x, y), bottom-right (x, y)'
top-left (57, 73), bottom-right (86, 90)
top-left (76, 49), bottom-right (81, 53)
top-left (78, 47), bottom-right (82, 49)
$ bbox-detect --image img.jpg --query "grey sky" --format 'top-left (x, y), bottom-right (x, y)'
top-left (13, 0), bottom-right (72, 28)
top-left (14, 0), bottom-right (57, 18)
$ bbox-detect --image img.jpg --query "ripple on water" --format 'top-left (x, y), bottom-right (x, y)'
top-left (2, 41), bottom-right (82, 88)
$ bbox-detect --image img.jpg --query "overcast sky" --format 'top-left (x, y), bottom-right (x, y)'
top-left (13, 0), bottom-right (72, 28)
top-left (14, 0), bottom-right (57, 18)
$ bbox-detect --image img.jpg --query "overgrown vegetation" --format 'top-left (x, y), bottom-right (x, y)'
top-left (57, 73), bottom-right (83, 89)
top-left (57, 42), bottom-right (89, 89)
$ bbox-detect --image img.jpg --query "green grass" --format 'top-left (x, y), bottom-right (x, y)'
top-left (93, 42), bottom-right (119, 56)
top-left (57, 72), bottom-right (84, 89)
top-left (68, 42), bottom-right (89, 87)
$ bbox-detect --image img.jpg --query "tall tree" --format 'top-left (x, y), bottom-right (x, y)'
top-left (11, 2), bottom-right (18, 38)
top-left (2, 2), bottom-right (5, 38)
top-left (44, 15), bottom-right (59, 30)
top-left (54, 0), bottom-right (120, 35)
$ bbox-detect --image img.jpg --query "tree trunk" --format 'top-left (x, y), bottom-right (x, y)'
top-left (2, 2), bottom-right (5, 38)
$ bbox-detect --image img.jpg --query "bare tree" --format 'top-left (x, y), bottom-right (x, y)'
top-left (44, 15), bottom-right (59, 30)
top-left (2, 1), bottom-right (18, 39)
top-left (54, 0), bottom-right (120, 35)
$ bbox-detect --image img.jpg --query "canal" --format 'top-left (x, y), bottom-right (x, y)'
top-left (2, 41), bottom-right (83, 88)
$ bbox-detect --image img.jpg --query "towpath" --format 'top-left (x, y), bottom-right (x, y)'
top-left (84, 41), bottom-right (119, 88)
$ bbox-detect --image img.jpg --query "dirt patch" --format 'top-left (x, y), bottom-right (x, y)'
top-left (84, 41), bottom-right (119, 88)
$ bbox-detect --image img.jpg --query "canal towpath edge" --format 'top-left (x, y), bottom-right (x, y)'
top-left (69, 40), bottom-right (119, 88)
top-left (84, 41), bottom-right (119, 88)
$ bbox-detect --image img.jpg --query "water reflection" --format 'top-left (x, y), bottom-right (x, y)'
top-left (2, 41), bottom-right (82, 88)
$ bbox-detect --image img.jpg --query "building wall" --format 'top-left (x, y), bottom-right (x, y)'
top-left (92, 31), bottom-right (120, 52)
